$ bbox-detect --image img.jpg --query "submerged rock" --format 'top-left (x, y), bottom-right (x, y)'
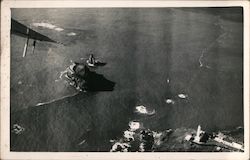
top-left (12, 124), bottom-right (25, 135)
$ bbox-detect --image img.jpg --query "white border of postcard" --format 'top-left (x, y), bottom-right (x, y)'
top-left (1, 1), bottom-right (249, 160)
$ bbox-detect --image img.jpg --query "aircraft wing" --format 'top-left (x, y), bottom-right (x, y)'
top-left (11, 18), bottom-right (57, 43)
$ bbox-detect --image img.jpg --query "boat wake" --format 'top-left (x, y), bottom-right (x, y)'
top-left (35, 92), bottom-right (79, 106)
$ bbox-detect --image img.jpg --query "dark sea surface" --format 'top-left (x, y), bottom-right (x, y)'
top-left (10, 8), bottom-right (243, 151)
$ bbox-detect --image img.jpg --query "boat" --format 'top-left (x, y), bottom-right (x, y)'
top-left (86, 54), bottom-right (106, 67)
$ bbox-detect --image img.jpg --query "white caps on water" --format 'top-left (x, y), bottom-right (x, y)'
top-left (129, 121), bottom-right (140, 131)
top-left (178, 94), bottom-right (188, 99)
top-left (32, 22), bottom-right (57, 29)
top-left (12, 124), bottom-right (25, 135)
top-left (135, 105), bottom-right (156, 115)
top-left (166, 99), bottom-right (175, 104)
top-left (32, 22), bottom-right (64, 32)
top-left (184, 134), bottom-right (193, 141)
top-left (135, 105), bottom-right (148, 114)
top-left (110, 142), bottom-right (131, 152)
top-left (54, 27), bottom-right (64, 32)
top-left (67, 32), bottom-right (77, 36)
top-left (123, 130), bottom-right (135, 141)
top-left (167, 78), bottom-right (170, 83)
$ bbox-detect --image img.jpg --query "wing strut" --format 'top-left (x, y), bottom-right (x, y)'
top-left (22, 28), bottom-right (30, 57)
top-left (32, 40), bottom-right (37, 54)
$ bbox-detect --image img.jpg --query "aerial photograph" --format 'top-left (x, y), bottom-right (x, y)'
top-left (10, 7), bottom-right (244, 152)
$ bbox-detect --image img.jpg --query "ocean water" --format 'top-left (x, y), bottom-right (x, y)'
top-left (10, 8), bottom-right (243, 151)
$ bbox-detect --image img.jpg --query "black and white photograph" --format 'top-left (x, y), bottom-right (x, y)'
top-left (1, 1), bottom-right (250, 159)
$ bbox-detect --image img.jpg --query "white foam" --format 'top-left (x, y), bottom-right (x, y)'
top-left (216, 146), bottom-right (221, 151)
top-left (55, 70), bottom-right (67, 82)
top-left (67, 32), bottom-right (77, 36)
top-left (166, 99), bottom-right (175, 104)
top-left (153, 131), bottom-right (164, 145)
top-left (32, 22), bottom-right (64, 32)
top-left (55, 27), bottom-right (64, 32)
top-left (139, 143), bottom-right (145, 152)
top-left (167, 78), bottom-right (170, 83)
top-left (135, 105), bottom-right (148, 114)
top-left (123, 130), bottom-right (135, 141)
top-left (178, 94), bottom-right (188, 99)
top-left (36, 103), bottom-right (45, 106)
top-left (78, 139), bottom-right (86, 145)
top-left (12, 124), bottom-right (25, 135)
top-left (184, 134), bottom-right (193, 141)
top-left (110, 142), bottom-right (130, 152)
top-left (129, 121), bottom-right (140, 131)
top-left (135, 105), bottom-right (156, 115)
top-left (35, 92), bottom-right (79, 106)
top-left (32, 22), bottom-right (57, 29)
